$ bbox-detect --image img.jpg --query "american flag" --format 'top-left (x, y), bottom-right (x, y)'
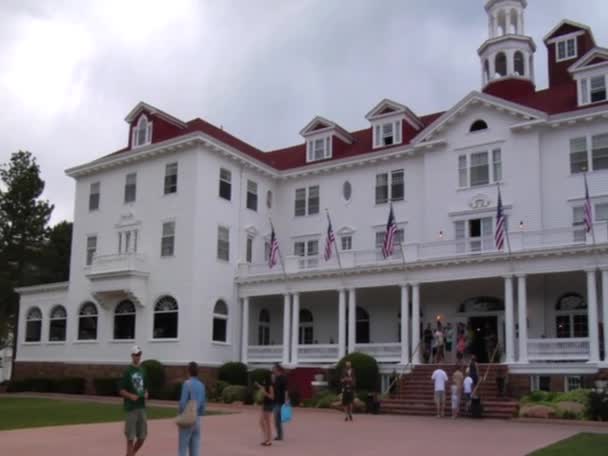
top-left (324, 218), bottom-right (336, 261)
top-left (584, 174), bottom-right (593, 233)
top-left (382, 205), bottom-right (397, 258)
top-left (495, 187), bottom-right (506, 251)
top-left (268, 226), bottom-right (279, 268)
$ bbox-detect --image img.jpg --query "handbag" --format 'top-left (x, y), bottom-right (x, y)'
top-left (175, 381), bottom-right (198, 428)
top-left (281, 403), bottom-right (292, 423)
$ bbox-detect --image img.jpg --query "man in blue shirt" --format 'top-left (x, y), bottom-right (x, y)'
top-left (178, 362), bottom-right (206, 456)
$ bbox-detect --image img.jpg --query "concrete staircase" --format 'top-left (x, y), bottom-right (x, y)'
top-left (381, 364), bottom-right (518, 419)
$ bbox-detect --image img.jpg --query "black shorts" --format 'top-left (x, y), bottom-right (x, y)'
top-left (262, 403), bottom-right (274, 412)
top-left (342, 391), bottom-right (354, 405)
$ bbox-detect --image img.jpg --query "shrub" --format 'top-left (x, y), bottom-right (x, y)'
top-left (7, 379), bottom-right (33, 392)
top-left (555, 389), bottom-right (590, 405)
top-left (525, 390), bottom-right (551, 403)
top-left (30, 378), bottom-right (53, 392)
top-left (335, 352), bottom-right (380, 392)
top-left (315, 392), bottom-right (338, 409)
top-left (94, 378), bottom-right (121, 396)
top-left (249, 369), bottom-right (272, 386)
top-left (243, 386), bottom-right (256, 405)
top-left (288, 390), bottom-right (301, 406)
top-left (212, 380), bottom-right (230, 400)
top-left (141, 360), bottom-right (166, 397)
top-left (222, 385), bottom-right (247, 403)
top-left (53, 377), bottom-right (86, 394)
top-left (155, 382), bottom-right (182, 401)
top-left (586, 390), bottom-right (608, 421)
top-left (218, 362), bottom-right (248, 386)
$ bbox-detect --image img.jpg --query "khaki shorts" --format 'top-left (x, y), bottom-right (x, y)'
top-left (434, 390), bottom-right (445, 403)
top-left (125, 408), bottom-right (147, 441)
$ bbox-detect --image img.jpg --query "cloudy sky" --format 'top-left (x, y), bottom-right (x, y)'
top-left (1, 0), bottom-right (607, 224)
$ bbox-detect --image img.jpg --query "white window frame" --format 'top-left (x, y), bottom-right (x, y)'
top-left (212, 300), bottom-right (229, 343)
top-left (246, 236), bottom-right (253, 263)
top-left (375, 169), bottom-right (404, 204)
top-left (124, 173), bottom-right (137, 203)
top-left (373, 119), bottom-right (403, 148)
top-left (219, 168), bottom-right (232, 201)
top-left (454, 217), bottom-right (494, 253)
top-left (164, 162), bottom-right (178, 195)
top-left (306, 135), bottom-right (332, 162)
top-left (78, 302), bottom-right (99, 341)
top-left (569, 133), bottom-right (608, 173)
top-left (217, 226), bottom-right (230, 261)
top-left (564, 376), bottom-right (583, 392)
top-left (578, 74), bottom-right (608, 106)
top-left (132, 115), bottom-right (153, 148)
top-left (86, 235), bottom-right (97, 266)
top-left (161, 221), bottom-right (175, 257)
top-left (555, 37), bottom-right (577, 62)
top-left (118, 229), bottom-right (139, 254)
top-left (246, 180), bottom-right (258, 211)
top-left (89, 182), bottom-right (100, 211)
top-left (341, 235), bottom-right (352, 251)
top-left (294, 239), bottom-right (319, 269)
top-left (294, 185), bottom-right (320, 217)
top-left (25, 307), bottom-right (42, 343)
top-left (49, 305), bottom-right (67, 342)
top-left (457, 149), bottom-right (502, 188)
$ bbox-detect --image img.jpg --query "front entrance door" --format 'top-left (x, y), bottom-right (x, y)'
top-left (468, 316), bottom-right (498, 363)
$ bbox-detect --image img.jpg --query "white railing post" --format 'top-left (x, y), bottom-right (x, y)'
top-left (412, 283), bottom-right (421, 364)
top-left (586, 269), bottom-right (600, 363)
top-left (517, 275), bottom-right (528, 363)
top-left (241, 297), bottom-right (249, 364)
top-left (504, 275), bottom-right (515, 363)
top-left (348, 289), bottom-right (356, 354)
top-left (291, 293), bottom-right (300, 365)
top-left (282, 293), bottom-right (291, 365)
top-left (400, 284), bottom-right (410, 365)
top-left (338, 289), bottom-right (346, 359)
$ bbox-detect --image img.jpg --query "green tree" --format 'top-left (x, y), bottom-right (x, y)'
top-left (34, 221), bottom-right (72, 284)
top-left (0, 151), bottom-right (54, 354)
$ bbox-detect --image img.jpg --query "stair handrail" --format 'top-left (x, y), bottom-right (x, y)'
top-left (471, 344), bottom-right (500, 398)
top-left (380, 339), bottom-right (423, 399)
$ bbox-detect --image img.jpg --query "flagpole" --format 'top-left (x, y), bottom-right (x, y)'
top-left (497, 183), bottom-right (514, 273)
top-left (325, 209), bottom-right (343, 270)
top-left (585, 173), bottom-right (597, 246)
top-left (269, 218), bottom-right (288, 281)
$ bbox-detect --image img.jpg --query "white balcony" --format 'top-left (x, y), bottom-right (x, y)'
top-left (527, 338), bottom-right (591, 362)
top-left (86, 253), bottom-right (149, 307)
top-left (247, 345), bottom-right (283, 363)
top-left (237, 225), bottom-right (606, 279)
top-left (297, 344), bottom-right (339, 363)
top-left (354, 343), bottom-right (402, 363)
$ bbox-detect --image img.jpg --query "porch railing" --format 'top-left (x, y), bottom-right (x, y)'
top-left (527, 338), bottom-right (590, 361)
top-left (247, 345), bottom-right (283, 363)
top-left (354, 343), bottom-right (402, 362)
top-left (297, 344), bottom-right (339, 362)
top-left (237, 224), bottom-right (607, 278)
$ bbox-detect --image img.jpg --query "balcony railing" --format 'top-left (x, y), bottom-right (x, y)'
top-left (527, 338), bottom-right (591, 361)
top-left (247, 345), bottom-right (283, 363)
top-left (354, 343), bottom-right (402, 362)
top-left (88, 253), bottom-right (149, 276)
top-left (297, 344), bottom-right (339, 362)
top-left (238, 224), bottom-right (607, 278)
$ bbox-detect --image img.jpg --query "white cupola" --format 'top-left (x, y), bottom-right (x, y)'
top-left (478, 0), bottom-right (536, 93)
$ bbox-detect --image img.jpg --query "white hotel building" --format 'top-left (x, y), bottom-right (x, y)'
top-left (15, 0), bottom-right (608, 393)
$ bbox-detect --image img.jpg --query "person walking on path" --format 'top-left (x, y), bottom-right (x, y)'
top-left (119, 345), bottom-right (148, 456)
top-left (431, 367), bottom-right (448, 417)
top-left (272, 363), bottom-right (289, 441)
top-left (178, 362), bottom-right (206, 456)
top-left (256, 372), bottom-right (275, 446)
top-left (341, 361), bottom-right (356, 421)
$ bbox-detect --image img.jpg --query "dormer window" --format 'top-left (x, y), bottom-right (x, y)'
top-left (578, 74), bottom-right (607, 105)
top-left (306, 136), bottom-right (332, 162)
top-left (373, 120), bottom-right (402, 148)
top-left (132, 115), bottom-right (152, 148)
top-left (556, 37), bottom-right (577, 62)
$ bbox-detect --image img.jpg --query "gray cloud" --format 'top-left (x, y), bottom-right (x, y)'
top-left (0, 0), bottom-right (607, 224)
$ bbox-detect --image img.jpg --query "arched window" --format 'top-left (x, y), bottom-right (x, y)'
top-left (299, 309), bottom-right (313, 345)
top-left (132, 115), bottom-right (152, 147)
top-left (495, 52), bottom-right (507, 77)
top-left (114, 300), bottom-right (136, 340)
top-left (25, 307), bottom-right (42, 342)
top-left (555, 293), bottom-right (587, 338)
top-left (258, 309), bottom-right (270, 345)
top-left (78, 302), bottom-right (98, 341)
top-left (470, 120), bottom-right (488, 132)
top-left (484, 59), bottom-right (490, 84)
top-left (212, 300), bottom-right (228, 343)
top-left (514, 51), bottom-right (524, 76)
top-left (356, 307), bottom-right (370, 344)
top-left (153, 296), bottom-right (178, 339)
top-left (49, 305), bottom-right (67, 342)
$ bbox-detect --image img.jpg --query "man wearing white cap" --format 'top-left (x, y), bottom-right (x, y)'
top-left (119, 345), bottom-right (148, 456)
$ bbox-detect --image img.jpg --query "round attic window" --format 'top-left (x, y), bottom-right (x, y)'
top-left (342, 181), bottom-right (352, 201)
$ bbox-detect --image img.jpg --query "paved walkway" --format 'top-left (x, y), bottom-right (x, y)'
top-left (1, 402), bottom-right (607, 456)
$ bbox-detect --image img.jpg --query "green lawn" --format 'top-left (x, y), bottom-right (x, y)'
top-left (0, 397), bottom-right (218, 431)
top-left (528, 433), bottom-right (608, 456)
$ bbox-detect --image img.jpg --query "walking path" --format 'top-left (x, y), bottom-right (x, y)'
top-left (1, 394), bottom-right (607, 455)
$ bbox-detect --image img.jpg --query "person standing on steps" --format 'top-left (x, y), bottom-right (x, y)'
top-left (468, 355), bottom-right (479, 387)
top-left (431, 366), bottom-right (448, 417)
top-left (119, 345), bottom-right (148, 456)
top-left (272, 363), bottom-right (289, 441)
top-left (341, 361), bottom-right (356, 421)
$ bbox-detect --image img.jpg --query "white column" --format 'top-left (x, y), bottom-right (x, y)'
top-left (504, 275), bottom-right (515, 363)
top-left (348, 289), bottom-right (356, 353)
top-left (411, 283), bottom-right (421, 364)
top-left (291, 292), bottom-right (300, 365)
top-left (400, 284), bottom-right (410, 365)
top-left (602, 269), bottom-right (608, 363)
top-left (587, 269), bottom-right (600, 363)
top-left (282, 293), bottom-right (291, 365)
top-left (517, 275), bottom-right (528, 363)
top-left (241, 297), bottom-right (249, 364)
top-left (338, 289), bottom-right (346, 359)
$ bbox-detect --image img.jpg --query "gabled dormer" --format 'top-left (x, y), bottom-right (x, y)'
top-left (569, 47), bottom-right (608, 106)
top-left (300, 116), bottom-right (353, 163)
top-left (365, 99), bottom-right (423, 149)
top-left (125, 102), bottom-right (187, 149)
top-left (543, 20), bottom-right (596, 88)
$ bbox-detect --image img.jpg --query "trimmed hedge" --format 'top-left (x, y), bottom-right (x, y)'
top-left (141, 359), bottom-right (166, 397)
top-left (155, 382), bottom-right (183, 401)
top-left (335, 352), bottom-right (380, 392)
top-left (53, 378), bottom-right (86, 394)
top-left (7, 377), bottom-right (85, 394)
top-left (212, 380), bottom-right (230, 400)
top-left (94, 378), bottom-right (121, 396)
top-left (222, 385), bottom-right (247, 404)
top-left (249, 368), bottom-right (272, 386)
top-left (218, 362), bottom-right (248, 386)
